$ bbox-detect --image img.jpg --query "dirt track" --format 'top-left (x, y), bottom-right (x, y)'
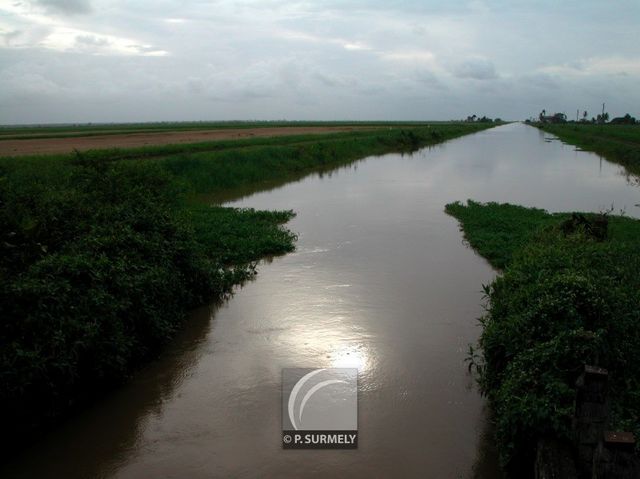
top-left (0, 126), bottom-right (379, 157)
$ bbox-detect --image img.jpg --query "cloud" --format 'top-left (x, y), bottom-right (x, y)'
top-left (33, 0), bottom-right (92, 15)
top-left (2, 30), bottom-right (23, 47)
top-left (75, 34), bottom-right (109, 47)
top-left (0, 2), bottom-right (165, 56)
top-left (0, 0), bottom-right (639, 123)
top-left (184, 58), bottom-right (315, 103)
top-left (519, 73), bottom-right (560, 91)
top-left (0, 24), bottom-right (54, 48)
top-left (312, 70), bottom-right (356, 88)
top-left (539, 56), bottom-right (640, 77)
top-left (40, 27), bottom-right (168, 56)
top-left (452, 58), bottom-right (498, 80)
top-left (380, 50), bottom-right (436, 64)
top-left (276, 29), bottom-right (372, 53)
top-left (342, 42), bottom-right (370, 51)
top-left (413, 69), bottom-right (447, 90)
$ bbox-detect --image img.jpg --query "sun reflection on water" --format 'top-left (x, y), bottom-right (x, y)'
top-left (330, 344), bottom-right (371, 372)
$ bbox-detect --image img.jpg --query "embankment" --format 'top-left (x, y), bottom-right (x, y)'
top-left (446, 200), bottom-right (640, 476)
top-left (536, 123), bottom-right (640, 175)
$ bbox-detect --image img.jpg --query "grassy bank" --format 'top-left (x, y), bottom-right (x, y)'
top-left (536, 123), bottom-right (640, 175)
top-left (157, 124), bottom-right (498, 199)
top-left (0, 123), bottom-right (494, 453)
top-left (1, 124), bottom-right (494, 196)
top-left (446, 200), bottom-right (640, 471)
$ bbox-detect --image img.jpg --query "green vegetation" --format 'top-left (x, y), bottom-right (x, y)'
top-left (446, 200), bottom-right (640, 470)
top-left (2, 124), bottom-right (496, 201)
top-left (0, 122), bottom-right (494, 451)
top-left (537, 123), bottom-right (640, 175)
top-left (444, 201), bottom-right (561, 269)
top-left (0, 158), bottom-right (296, 446)
top-left (158, 126), bottom-right (490, 199)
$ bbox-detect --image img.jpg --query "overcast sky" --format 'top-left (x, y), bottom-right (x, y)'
top-left (1, 0), bottom-right (639, 124)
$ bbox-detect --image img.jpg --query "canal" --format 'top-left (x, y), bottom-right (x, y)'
top-left (4, 123), bottom-right (639, 478)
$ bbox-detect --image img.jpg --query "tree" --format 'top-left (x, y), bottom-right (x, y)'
top-left (610, 113), bottom-right (637, 125)
top-left (552, 112), bottom-right (567, 123)
top-left (539, 109), bottom-right (546, 122)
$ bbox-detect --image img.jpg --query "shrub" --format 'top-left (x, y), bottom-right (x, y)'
top-left (480, 228), bottom-right (640, 469)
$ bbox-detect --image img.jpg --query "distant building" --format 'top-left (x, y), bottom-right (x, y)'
top-left (539, 112), bottom-right (567, 124)
top-left (610, 114), bottom-right (636, 125)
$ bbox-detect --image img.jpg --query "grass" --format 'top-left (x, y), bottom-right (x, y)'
top-left (159, 125), bottom-right (496, 199)
top-left (189, 205), bottom-right (297, 265)
top-left (0, 122), bottom-right (496, 454)
top-left (446, 200), bottom-right (640, 472)
top-left (444, 201), bottom-right (562, 269)
top-left (536, 123), bottom-right (640, 175)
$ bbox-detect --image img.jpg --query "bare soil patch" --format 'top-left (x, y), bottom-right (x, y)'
top-left (0, 126), bottom-right (380, 157)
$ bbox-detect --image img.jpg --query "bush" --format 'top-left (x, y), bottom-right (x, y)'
top-left (448, 201), bottom-right (640, 471)
top-left (0, 156), bottom-right (297, 447)
top-left (479, 228), bottom-right (640, 469)
top-left (0, 159), bottom-right (222, 432)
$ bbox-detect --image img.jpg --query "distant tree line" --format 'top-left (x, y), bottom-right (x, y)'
top-left (609, 113), bottom-right (637, 124)
top-left (531, 109), bottom-right (637, 125)
top-left (465, 114), bottom-right (502, 123)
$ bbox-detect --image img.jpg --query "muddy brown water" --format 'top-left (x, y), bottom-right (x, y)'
top-left (3, 123), bottom-right (640, 478)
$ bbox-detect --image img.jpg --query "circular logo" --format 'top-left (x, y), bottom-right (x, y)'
top-left (283, 434), bottom-right (292, 444)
